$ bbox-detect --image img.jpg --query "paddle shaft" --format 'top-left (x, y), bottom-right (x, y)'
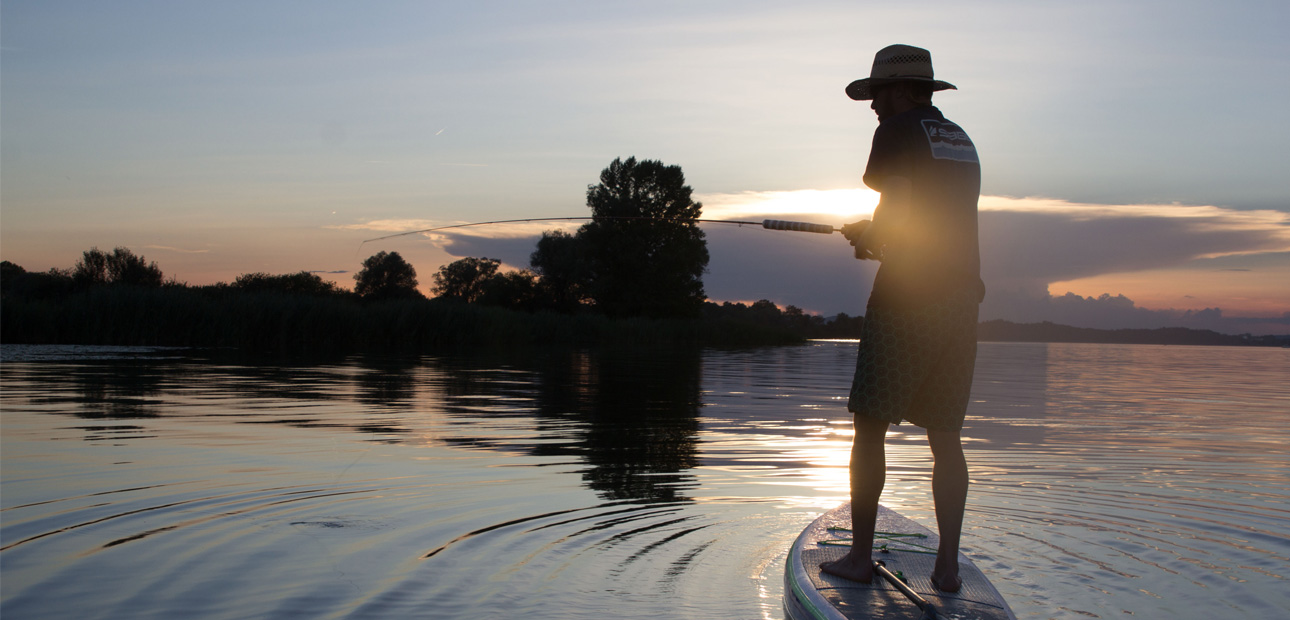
top-left (874, 560), bottom-right (939, 620)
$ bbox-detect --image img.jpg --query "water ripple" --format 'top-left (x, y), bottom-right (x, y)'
top-left (3, 342), bottom-right (1288, 619)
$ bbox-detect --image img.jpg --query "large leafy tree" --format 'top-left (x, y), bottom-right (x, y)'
top-left (72, 247), bottom-right (164, 287)
top-left (431, 257), bottom-right (501, 303)
top-left (529, 230), bottom-right (589, 313)
top-left (432, 257), bottom-right (541, 311)
top-left (354, 251), bottom-right (421, 300)
top-left (234, 271), bottom-right (344, 296)
top-left (531, 157), bottom-right (709, 318)
top-left (476, 269), bottom-right (541, 311)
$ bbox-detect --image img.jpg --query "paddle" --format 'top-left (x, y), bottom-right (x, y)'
top-left (873, 560), bottom-right (940, 620)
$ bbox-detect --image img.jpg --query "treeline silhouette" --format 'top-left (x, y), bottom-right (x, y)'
top-left (6, 251), bottom-right (1281, 353)
top-left (1, 249), bottom-right (857, 353)
top-left (978, 319), bottom-right (1285, 347)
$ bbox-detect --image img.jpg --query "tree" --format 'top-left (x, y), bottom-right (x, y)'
top-left (354, 251), bottom-right (421, 300)
top-left (431, 257), bottom-right (501, 303)
top-left (72, 248), bottom-right (110, 287)
top-left (433, 257), bottom-right (546, 311)
top-left (578, 157), bottom-right (709, 318)
top-left (476, 269), bottom-right (541, 311)
top-left (1, 260), bottom-right (26, 283)
top-left (73, 247), bottom-right (163, 287)
top-left (1, 261), bottom-right (29, 299)
top-left (529, 230), bottom-right (589, 312)
top-left (234, 271), bottom-right (344, 296)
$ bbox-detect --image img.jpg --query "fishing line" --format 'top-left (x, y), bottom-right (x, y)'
top-left (356, 216), bottom-right (842, 255)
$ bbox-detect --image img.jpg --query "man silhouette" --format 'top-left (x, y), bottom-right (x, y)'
top-left (820, 44), bottom-right (984, 593)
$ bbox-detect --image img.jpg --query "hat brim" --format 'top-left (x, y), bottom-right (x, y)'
top-left (846, 77), bottom-right (957, 101)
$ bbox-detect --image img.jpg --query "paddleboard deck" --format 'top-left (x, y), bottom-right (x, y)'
top-left (785, 502), bottom-right (1016, 620)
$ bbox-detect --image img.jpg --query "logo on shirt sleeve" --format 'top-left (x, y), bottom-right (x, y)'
top-left (921, 120), bottom-right (979, 164)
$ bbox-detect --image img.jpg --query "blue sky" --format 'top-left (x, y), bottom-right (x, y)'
top-left (3, 1), bottom-right (1288, 333)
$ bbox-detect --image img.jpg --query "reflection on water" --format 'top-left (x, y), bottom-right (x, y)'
top-left (962, 344), bottom-right (1290, 619)
top-left (2, 342), bottom-right (1288, 619)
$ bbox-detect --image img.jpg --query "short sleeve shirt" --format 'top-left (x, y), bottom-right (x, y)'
top-left (863, 106), bottom-right (984, 310)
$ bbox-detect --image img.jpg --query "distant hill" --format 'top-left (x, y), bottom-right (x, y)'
top-left (977, 319), bottom-right (1288, 347)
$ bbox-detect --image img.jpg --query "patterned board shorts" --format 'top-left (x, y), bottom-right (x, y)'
top-left (848, 292), bottom-right (979, 432)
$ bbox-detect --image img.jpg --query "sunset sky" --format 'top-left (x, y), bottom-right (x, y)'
top-left (3, 1), bottom-right (1288, 334)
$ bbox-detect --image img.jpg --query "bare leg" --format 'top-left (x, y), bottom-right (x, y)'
top-left (820, 416), bottom-right (889, 582)
top-left (927, 428), bottom-right (967, 592)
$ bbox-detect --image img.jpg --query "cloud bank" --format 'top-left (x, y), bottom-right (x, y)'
top-left (363, 191), bottom-right (1290, 335)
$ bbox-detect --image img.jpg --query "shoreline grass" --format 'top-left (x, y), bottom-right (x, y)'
top-left (1, 286), bottom-right (804, 354)
top-left (5, 283), bottom-right (1279, 355)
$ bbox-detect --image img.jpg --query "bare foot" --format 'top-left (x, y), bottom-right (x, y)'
top-left (929, 571), bottom-right (961, 593)
top-left (931, 556), bottom-right (961, 592)
top-left (819, 553), bottom-right (874, 583)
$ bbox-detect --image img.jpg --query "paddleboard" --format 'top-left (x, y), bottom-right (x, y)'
top-left (785, 502), bottom-right (1016, 620)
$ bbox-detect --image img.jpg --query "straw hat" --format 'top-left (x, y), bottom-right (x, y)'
top-left (846, 44), bottom-right (957, 101)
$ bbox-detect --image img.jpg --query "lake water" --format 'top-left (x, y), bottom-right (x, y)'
top-left (2, 341), bottom-right (1287, 619)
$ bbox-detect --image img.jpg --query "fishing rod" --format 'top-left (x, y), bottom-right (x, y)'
top-left (873, 560), bottom-right (941, 620)
top-left (359, 217), bottom-right (841, 247)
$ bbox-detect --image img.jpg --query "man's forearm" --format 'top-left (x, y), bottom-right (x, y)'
top-left (861, 176), bottom-right (911, 252)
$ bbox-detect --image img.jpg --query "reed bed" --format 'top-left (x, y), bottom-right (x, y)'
top-left (1, 287), bottom-right (803, 354)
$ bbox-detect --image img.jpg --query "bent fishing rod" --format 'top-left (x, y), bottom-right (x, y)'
top-left (359, 216), bottom-right (842, 247)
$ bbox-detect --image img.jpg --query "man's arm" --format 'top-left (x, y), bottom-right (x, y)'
top-left (843, 176), bottom-right (911, 260)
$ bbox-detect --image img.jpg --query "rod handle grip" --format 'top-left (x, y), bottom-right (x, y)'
top-left (761, 219), bottom-right (836, 234)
